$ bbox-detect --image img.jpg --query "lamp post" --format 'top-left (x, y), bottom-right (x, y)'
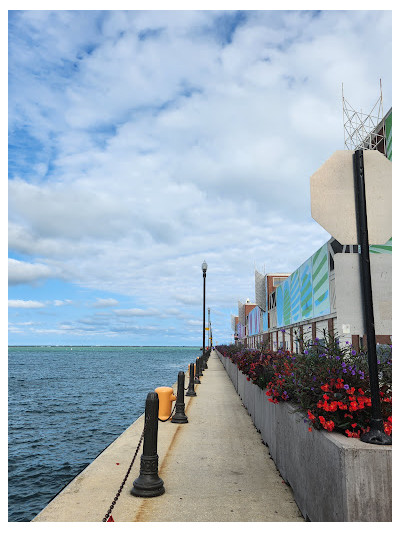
top-left (202, 260), bottom-right (207, 361)
top-left (208, 307), bottom-right (211, 349)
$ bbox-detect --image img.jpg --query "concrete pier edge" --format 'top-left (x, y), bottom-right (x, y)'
top-left (33, 350), bottom-right (304, 522)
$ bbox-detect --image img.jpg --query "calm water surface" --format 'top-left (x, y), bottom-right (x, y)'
top-left (8, 345), bottom-right (200, 522)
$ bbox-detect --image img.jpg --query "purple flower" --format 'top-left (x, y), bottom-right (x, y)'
top-left (351, 371), bottom-right (356, 375)
top-left (304, 350), bottom-right (308, 355)
top-left (335, 356), bottom-right (341, 361)
top-left (344, 384), bottom-right (350, 390)
top-left (351, 350), bottom-right (356, 355)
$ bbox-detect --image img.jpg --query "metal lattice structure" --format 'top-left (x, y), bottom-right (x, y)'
top-left (342, 81), bottom-right (386, 155)
top-left (255, 270), bottom-right (266, 311)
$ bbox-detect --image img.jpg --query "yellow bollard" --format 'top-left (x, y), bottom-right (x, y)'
top-left (155, 386), bottom-right (176, 421)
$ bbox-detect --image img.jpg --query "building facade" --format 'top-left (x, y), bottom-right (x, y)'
top-left (232, 108), bottom-right (392, 352)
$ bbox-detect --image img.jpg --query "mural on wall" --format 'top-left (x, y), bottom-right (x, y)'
top-left (276, 284), bottom-right (283, 328)
top-left (372, 111), bottom-right (392, 256)
top-left (312, 243), bottom-right (330, 317)
top-left (370, 237), bottom-right (392, 254)
top-left (262, 310), bottom-right (268, 332)
top-left (237, 323), bottom-right (244, 339)
top-left (300, 259), bottom-right (313, 320)
top-left (276, 243), bottom-right (330, 327)
top-left (248, 306), bottom-right (261, 336)
top-left (386, 110), bottom-right (392, 161)
top-left (289, 270), bottom-right (301, 323)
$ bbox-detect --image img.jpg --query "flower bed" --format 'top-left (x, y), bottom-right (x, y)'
top-left (216, 337), bottom-right (392, 438)
top-left (215, 347), bottom-right (392, 522)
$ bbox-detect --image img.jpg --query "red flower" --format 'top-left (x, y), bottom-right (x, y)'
top-left (325, 420), bottom-right (334, 432)
top-left (335, 381), bottom-right (344, 389)
top-left (323, 394), bottom-right (330, 400)
top-left (345, 429), bottom-right (361, 438)
top-left (321, 383), bottom-right (330, 392)
top-left (349, 401), bottom-right (359, 412)
top-left (307, 410), bottom-right (316, 421)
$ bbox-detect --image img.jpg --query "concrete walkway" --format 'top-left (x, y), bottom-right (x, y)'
top-left (34, 350), bottom-right (304, 522)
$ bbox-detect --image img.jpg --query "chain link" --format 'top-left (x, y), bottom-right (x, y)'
top-left (158, 403), bottom-right (176, 422)
top-left (102, 421), bottom-right (146, 522)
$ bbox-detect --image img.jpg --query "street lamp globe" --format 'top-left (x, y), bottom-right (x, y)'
top-left (202, 260), bottom-right (208, 273)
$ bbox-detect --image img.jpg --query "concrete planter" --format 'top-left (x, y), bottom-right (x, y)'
top-left (216, 351), bottom-right (392, 522)
top-left (225, 356), bottom-right (237, 390)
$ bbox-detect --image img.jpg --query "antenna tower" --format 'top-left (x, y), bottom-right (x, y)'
top-left (342, 80), bottom-right (386, 155)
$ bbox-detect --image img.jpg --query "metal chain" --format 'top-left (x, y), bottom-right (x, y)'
top-left (102, 421), bottom-right (146, 522)
top-left (158, 403), bottom-right (177, 422)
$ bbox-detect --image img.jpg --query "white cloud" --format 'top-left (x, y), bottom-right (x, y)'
top-left (113, 308), bottom-right (159, 317)
top-left (7, 10), bottom-right (392, 344)
top-left (93, 298), bottom-right (119, 308)
top-left (8, 258), bottom-right (54, 285)
top-left (8, 300), bottom-right (46, 309)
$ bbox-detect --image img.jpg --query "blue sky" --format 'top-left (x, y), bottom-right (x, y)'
top-left (7, 9), bottom-right (392, 345)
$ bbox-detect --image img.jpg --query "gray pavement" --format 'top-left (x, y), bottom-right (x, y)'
top-left (33, 350), bottom-right (304, 522)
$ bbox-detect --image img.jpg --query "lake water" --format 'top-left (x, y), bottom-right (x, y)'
top-left (8, 345), bottom-right (200, 522)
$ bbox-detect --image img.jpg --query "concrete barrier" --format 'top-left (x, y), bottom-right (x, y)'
top-left (215, 351), bottom-right (392, 522)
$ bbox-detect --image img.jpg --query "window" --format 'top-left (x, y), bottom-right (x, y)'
top-left (273, 277), bottom-right (287, 287)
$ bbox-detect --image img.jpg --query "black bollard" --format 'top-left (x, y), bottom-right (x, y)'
top-left (186, 363), bottom-right (197, 396)
top-left (171, 371), bottom-right (188, 423)
top-left (197, 356), bottom-right (203, 376)
top-left (194, 359), bottom-right (201, 384)
top-left (131, 392), bottom-right (165, 497)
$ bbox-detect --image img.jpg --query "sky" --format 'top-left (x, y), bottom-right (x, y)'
top-left (7, 8), bottom-right (392, 346)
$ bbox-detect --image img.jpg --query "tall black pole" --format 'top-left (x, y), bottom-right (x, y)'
top-left (208, 308), bottom-right (210, 348)
top-left (202, 262), bottom-right (207, 359)
top-left (353, 149), bottom-right (391, 445)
